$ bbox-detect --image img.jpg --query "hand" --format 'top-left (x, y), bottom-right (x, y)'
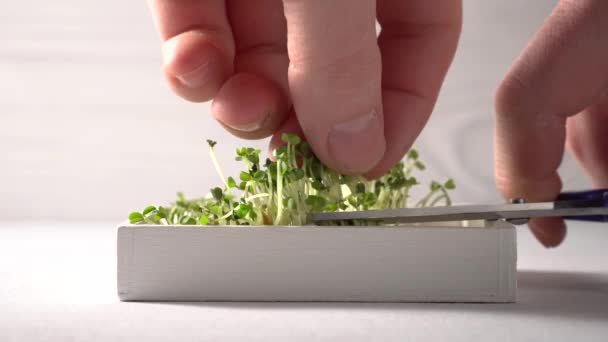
top-left (495, 0), bottom-right (608, 247)
top-left (147, 0), bottom-right (461, 176)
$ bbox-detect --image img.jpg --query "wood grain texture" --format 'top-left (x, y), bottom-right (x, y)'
top-left (1, 0), bottom-right (590, 221)
top-left (117, 222), bottom-right (516, 302)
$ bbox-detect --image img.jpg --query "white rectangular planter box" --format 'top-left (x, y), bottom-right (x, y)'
top-left (117, 220), bottom-right (517, 302)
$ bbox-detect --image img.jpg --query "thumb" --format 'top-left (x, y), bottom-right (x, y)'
top-left (282, 0), bottom-right (385, 175)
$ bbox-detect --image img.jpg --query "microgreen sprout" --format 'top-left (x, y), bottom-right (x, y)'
top-left (128, 134), bottom-right (456, 226)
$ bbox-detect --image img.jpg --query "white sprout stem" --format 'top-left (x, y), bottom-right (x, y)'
top-left (219, 211), bottom-right (232, 220)
top-left (285, 144), bottom-right (292, 168)
top-left (242, 181), bottom-right (250, 199)
top-left (416, 189), bottom-right (438, 207)
top-left (209, 146), bottom-right (227, 187)
top-left (291, 144), bottom-right (297, 169)
top-left (401, 188), bottom-right (408, 208)
top-left (245, 193), bottom-right (270, 202)
top-left (274, 160), bottom-right (284, 225)
top-left (429, 194), bottom-right (447, 207)
top-left (445, 188), bottom-right (453, 205)
top-left (403, 162), bottom-right (414, 177)
top-left (267, 168), bottom-right (274, 204)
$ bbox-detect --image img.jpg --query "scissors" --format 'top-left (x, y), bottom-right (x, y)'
top-left (308, 189), bottom-right (608, 225)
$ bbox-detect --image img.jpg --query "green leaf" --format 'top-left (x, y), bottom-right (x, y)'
top-left (199, 214), bottom-right (209, 225)
top-left (407, 149), bottom-right (419, 160)
top-left (281, 133), bottom-right (301, 145)
top-left (182, 217), bottom-right (197, 225)
top-left (128, 212), bottom-right (144, 224)
top-left (274, 146), bottom-right (287, 159)
top-left (311, 180), bottom-right (325, 191)
top-left (227, 177), bottom-right (237, 189)
top-left (363, 192), bottom-right (377, 207)
top-left (239, 171), bottom-right (252, 181)
top-left (152, 213), bottom-right (162, 223)
top-left (267, 164), bottom-right (278, 181)
top-left (142, 205), bottom-right (156, 215)
top-left (405, 177), bottom-right (418, 187)
top-left (306, 195), bottom-right (327, 211)
top-left (247, 149), bottom-right (261, 165)
top-left (206, 139), bottom-right (217, 148)
top-left (211, 187), bottom-right (224, 201)
top-left (443, 178), bottom-right (456, 190)
top-left (298, 142), bottom-right (311, 155)
top-left (253, 170), bottom-right (266, 181)
top-left (430, 181), bottom-right (441, 191)
top-left (210, 205), bottom-right (220, 216)
top-left (355, 183), bottom-right (365, 194)
top-left (325, 203), bottom-right (338, 212)
top-left (157, 206), bottom-right (167, 218)
top-left (414, 161), bottom-right (425, 170)
top-left (233, 203), bottom-right (252, 219)
top-left (286, 169), bottom-right (304, 182)
top-left (387, 175), bottom-right (406, 190)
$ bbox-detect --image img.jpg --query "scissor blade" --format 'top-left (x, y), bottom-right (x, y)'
top-left (308, 200), bottom-right (608, 225)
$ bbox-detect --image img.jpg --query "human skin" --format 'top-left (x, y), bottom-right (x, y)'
top-left (147, 0), bottom-right (462, 177)
top-left (148, 0), bottom-right (608, 248)
top-left (495, 0), bottom-right (608, 247)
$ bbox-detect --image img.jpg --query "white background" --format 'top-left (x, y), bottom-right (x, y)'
top-left (3, 3), bottom-right (608, 341)
top-left (0, 0), bottom-right (590, 221)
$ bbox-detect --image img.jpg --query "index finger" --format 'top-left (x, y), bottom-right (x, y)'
top-left (147, 0), bottom-right (235, 102)
top-left (494, 0), bottom-right (608, 247)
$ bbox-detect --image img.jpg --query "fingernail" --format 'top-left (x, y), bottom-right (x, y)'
top-left (328, 110), bottom-right (385, 174)
top-left (175, 61), bottom-right (216, 88)
top-left (225, 121), bottom-right (263, 132)
top-left (220, 112), bottom-right (270, 133)
top-left (162, 37), bottom-right (221, 89)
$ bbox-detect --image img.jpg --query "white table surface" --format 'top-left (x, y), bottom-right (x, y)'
top-left (2, 221), bottom-right (607, 341)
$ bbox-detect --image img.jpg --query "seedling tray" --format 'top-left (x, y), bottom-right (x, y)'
top-left (117, 220), bottom-right (516, 302)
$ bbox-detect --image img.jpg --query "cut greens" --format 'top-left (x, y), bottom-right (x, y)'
top-left (128, 134), bottom-right (455, 226)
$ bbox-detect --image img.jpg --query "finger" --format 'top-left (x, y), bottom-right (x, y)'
top-left (566, 93), bottom-right (608, 187)
top-left (211, 0), bottom-right (290, 139)
top-left (529, 217), bottom-right (567, 249)
top-left (212, 73), bottom-right (289, 139)
top-left (268, 111), bottom-right (304, 153)
top-left (494, 0), bottom-right (608, 247)
top-left (282, 0), bottom-right (385, 175)
top-left (148, 0), bottom-right (235, 102)
top-left (366, 0), bottom-right (462, 178)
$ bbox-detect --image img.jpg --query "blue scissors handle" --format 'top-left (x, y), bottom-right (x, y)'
top-left (557, 189), bottom-right (608, 222)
